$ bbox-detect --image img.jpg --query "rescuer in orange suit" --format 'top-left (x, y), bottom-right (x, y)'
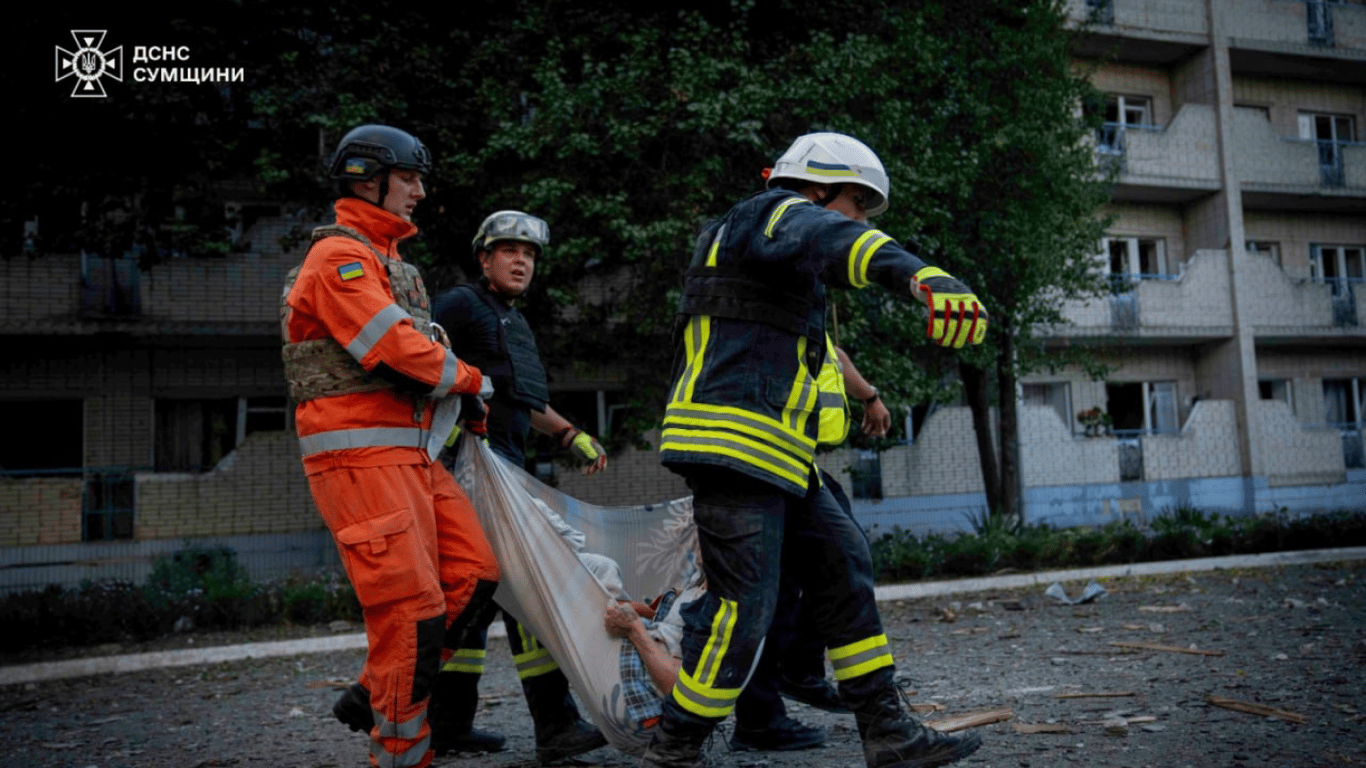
top-left (280, 123), bottom-right (500, 768)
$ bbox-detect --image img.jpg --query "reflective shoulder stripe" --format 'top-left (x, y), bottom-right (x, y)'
top-left (848, 229), bottom-right (892, 288)
top-left (298, 427), bottom-right (424, 457)
top-left (828, 633), bottom-right (896, 681)
top-left (344, 303), bottom-right (411, 363)
top-left (764, 197), bottom-right (810, 239)
top-left (704, 224), bottom-right (726, 267)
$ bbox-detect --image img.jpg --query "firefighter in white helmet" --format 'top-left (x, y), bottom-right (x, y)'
top-left (649, 132), bottom-right (987, 768)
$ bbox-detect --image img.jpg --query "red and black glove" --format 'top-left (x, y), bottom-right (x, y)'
top-left (912, 267), bottom-right (989, 349)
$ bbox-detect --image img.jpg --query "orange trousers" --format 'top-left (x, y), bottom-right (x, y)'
top-left (309, 459), bottom-right (499, 768)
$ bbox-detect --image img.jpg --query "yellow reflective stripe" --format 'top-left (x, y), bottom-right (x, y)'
top-left (665, 402), bottom-right (815, 456)
top-left (671, 316), bottom-right (711, 404)
top-left (696, 596), bottom-right (737, 686)
top-left (661, 431), bottom-right (808, 483)
top-left (671, 667), bottom-right (741, 719)
top-left (661, 422), bottom-right (808, 474)
top-left (441, 648), bottom-right (486, 674)
top-left (848, 230), bottom-right (892, 288)
top-left (704, 224), bottom-right (726, 267)
top-left (764, 197), bottom-right (810, 238)
top-left (513, 645), bottom-right (559, 679)
top-left (913, 266), bottom-right (952, 281)
top-left (829, 633), bottom-right (896, 681)
top-left (782, 336), bottom-right (817, 434)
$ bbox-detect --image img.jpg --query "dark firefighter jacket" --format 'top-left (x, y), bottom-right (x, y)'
top-left (660, 188), bottom-right (930, 496)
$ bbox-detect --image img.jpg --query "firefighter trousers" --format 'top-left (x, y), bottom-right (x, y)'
top-left (661, 466), bottom-right (889, 733)
top-left (309, 459), bottom-right (499, 768)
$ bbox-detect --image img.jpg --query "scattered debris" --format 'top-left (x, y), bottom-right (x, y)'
top-left (306, 679), bottom-right (352, 690)
top-left (1206, 695), bottom-right (1308, 724)
top-left (925, 707), bottom-right (1013, 733)
top-left (909, 702), bottom-right (946, 714)
top-left (1046, 580), bottom-right (1108, 605)
top-left (1055, 691), bottom-right (1136, 699)
top-left (1102, 716), bottom-right (1128, 736)
top-left (1013, 722), bottom-right (1073, 734)
top-left (1138, 604), bottom-right (1191, 613)
top-left (1108, 641), bottom-right (1225, 657)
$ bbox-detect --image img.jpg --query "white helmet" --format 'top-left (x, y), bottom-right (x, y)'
top-left (766, 132), bottom-right (890, 217)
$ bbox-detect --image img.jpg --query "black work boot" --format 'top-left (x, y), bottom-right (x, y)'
top-left (854, 687), bottom-right (982, 768)
top-left (641, 714), bottom-right (713, 768)
top-left (524, 672), bottom-right (606, 764)
top-left (332, 683), bottom-right (374, 734)
top-left (429, 671), bottom-right (507, 755)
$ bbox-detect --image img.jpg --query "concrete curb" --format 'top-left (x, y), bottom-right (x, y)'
top-left (4, 546), bottom-right (1363, 687)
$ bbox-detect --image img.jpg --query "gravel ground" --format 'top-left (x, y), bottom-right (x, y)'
top-left (2, 561), bottom-right (1364, 768)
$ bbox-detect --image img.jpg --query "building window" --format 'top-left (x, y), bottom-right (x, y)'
top-left (1106, 381), bottom-right (1179, 435)
top-left (0, 400), bottom-right (83, 474)
top-left (155, 398), bottom-right (239, 472)
top-left (1023, 382), bottom-right (1073, 431)
top-left (1323, 377), bottom-right (1365, 469)
top-left (84, 473), bottom-right (135, 541)
top-left (1259, 379), bottom-right (1292, 407)
top-left (1091, 94), bottom-right (1153, 156)
top-left (242, 395), bottom-right (289, 438)
top-left (1311, 244), bottom-right (1365, 325)
top-left (1298, 112), bottom-right (1356, 186)
top-left (1104, 237), bottom-right (1170, 292)
top-left (80, 253), bottom-right (141, 317)
top-left (1246, 240), bottom-right (1282, 267)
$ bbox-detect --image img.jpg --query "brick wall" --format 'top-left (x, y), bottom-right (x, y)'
top-left (1019, 405), bottom-right (1120, 487)
top-left (1123, 104), bottom-right (1221, 182)
top-left (0, 478), bottom-right (82, 547)
top-left (1254, 399), bottom-right (1346, 486)
top-left (1143, 399), bottom-right (1243, 480)
top-left (136, 431), bottom-right (319, 539)
top-left (880, 407), bottom-right (986, 497)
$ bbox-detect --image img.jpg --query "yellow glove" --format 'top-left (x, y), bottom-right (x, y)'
top-left (557, 427), bottom-right (608, 475)
top-left (912, 267), bottom-right (988, 348)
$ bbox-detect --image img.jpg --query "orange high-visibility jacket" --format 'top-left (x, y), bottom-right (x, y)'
top-left (284, 197), bottom-right (483, 473)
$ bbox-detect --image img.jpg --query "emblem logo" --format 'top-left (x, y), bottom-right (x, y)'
top-left (55, 31), bottom-right (123, 98)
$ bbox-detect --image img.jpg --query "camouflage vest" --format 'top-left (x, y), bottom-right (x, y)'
top-left (279, 225), bottom-right (435, 402)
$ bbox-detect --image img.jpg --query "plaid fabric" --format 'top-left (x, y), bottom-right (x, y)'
top-left (616, 589), bottom-right (683, 737)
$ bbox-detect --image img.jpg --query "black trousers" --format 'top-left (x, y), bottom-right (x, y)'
top-left (662, 466), bottom-right (888, 732)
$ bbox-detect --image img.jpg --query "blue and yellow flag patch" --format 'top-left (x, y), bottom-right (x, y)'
top-left (338, 262), bottom-right (365, 281)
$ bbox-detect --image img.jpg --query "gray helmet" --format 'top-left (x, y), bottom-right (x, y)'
top-left (327, 124), bottom-right (432, 181)
top-left (471, 210), bottom-right (550, 257)
top-left (766, 132), bottom-right (890, 217)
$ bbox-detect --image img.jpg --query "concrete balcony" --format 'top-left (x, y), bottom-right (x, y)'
top-left (1067, 0), bottom-right (1209, 66)
top-left (0, 217), bottom-right (314, 337)
top-left (1223, 0), bottom-right (1366, 56)
top-left (1106, 104), bottom-right (1223, 204)
top-left (1235, 109), bottom-right (1366, 213)
top-left (1052, 249), bottom-right (1234, 342)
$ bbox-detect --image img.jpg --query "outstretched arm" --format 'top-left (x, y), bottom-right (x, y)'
top-left (604, 600), bottom-right (680, 696)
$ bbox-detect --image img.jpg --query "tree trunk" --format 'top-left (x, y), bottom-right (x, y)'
top-left (959, 361), bottom-right (1002, 516)
top-left (995, 333), bottom-right (1021, 521)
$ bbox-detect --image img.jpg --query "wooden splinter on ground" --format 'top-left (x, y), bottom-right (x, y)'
top-left (1207, 695), bottom-right (1309, 724)
top-left (925, 707), bottom-right (1013, 732)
